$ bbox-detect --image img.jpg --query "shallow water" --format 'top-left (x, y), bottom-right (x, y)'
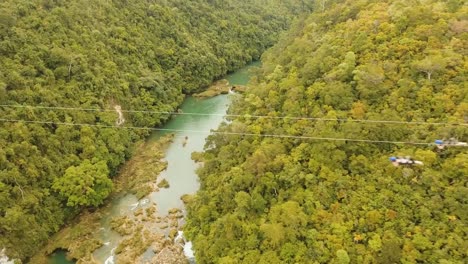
top-left (48, 250), bottom-right (75, 264)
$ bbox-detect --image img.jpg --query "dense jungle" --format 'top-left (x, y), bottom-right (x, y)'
top-left (0, 0), bottom-right (304, 260)
top-left (185, 0), bottom-right (467, 263)
top-left (1, 0), bottom-right (467, 263)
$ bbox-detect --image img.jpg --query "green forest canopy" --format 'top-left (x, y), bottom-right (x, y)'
top-left (0, 0), bottom-right (304, 260)
top-left (185, 0), bottom-right (467, 263)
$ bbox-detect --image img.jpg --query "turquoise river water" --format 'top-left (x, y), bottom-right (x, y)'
top-left (48, 61), bottom-right (259, 264)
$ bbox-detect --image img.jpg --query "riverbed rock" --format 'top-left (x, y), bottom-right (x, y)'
top-left (168, 208), bottom-right (182, 215)
top-left (161, 238), bottom-right (172, 247)
top-left (231, 84), bottom-right (249, 93)
top-left (152, 246), bottom-right (188, 264)
top-left (193, 79), bottom-right (230, 98)
top-left (111, 216), bottom-right (134, 236)
top-left (146, 205), bottom-right (157, 215)
top-left (136, 208), bottom-right (146, 216)
top-left (157, 179), bottom-right (170, 188)
top-left (180, 194), bottom-right (194, 205)
top-left (170, 219), bottom-right (179, 228)
top-left (168, 228), bottom-right (179, 240)
top-left (190, 151), bottom-right (203, 162)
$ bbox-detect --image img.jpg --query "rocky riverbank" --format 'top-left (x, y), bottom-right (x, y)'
top-left (29, 134), bottom-right (176, 264)
top-left (193, 79), bottom-right (249, 98)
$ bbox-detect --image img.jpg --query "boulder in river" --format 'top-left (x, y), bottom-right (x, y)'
top-left (231, 84), bottom-right (249, 93)
top-left (152, 246), bottom-right (186, 264)
top-left (180, 194), bottom-right (193, 204)
top-left (193, 79), bottom-right (230, 98)
top-left (157, 179), bottom-right (170, 189)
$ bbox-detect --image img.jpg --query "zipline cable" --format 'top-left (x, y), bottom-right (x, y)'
top-left (0, 118), bottom-right (452, 146)
top-left (1, 104), bottom-right (466, 126)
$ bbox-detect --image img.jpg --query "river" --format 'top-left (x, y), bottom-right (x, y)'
top-left (48, 61), bottom-right (259, 264)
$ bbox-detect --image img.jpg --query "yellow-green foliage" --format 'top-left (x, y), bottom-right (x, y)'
top-left (186, 0), bottom-right (467, 263)
top-left (0, 0), bottom-right (303, 260)
top-left (157, 179), bottom-right (170, 189)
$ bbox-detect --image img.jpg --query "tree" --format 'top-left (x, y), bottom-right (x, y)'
top-left (413, 55), bottom-right (446, 81)
top-left (259, 251), bottom-right (281, 264)
top-left (53, 159), bottom-right (112, 207)
top-left (260, 223), bottom-right (285, 248)
top-left (235, 191), bottom-right (251, 218)
top-left (335, 249), bottom-right (350, 264)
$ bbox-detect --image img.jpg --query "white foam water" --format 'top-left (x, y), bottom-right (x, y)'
top-left (174, 231), bottom-right (184, 245)
top-left (172, 231), bottom-right (195, 260)
top-left (130, 202), bottom-right (139, 210)
top-left (140, 199), bottom-right (150, 205)
top-left (104, 247), bottom-right (116, 264)
top-left (183, 242), bottom-right (195, 259)
top-left (0, 249), bottom-right (14, 264)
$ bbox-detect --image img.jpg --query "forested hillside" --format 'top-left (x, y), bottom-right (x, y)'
top-left (0, 0), bottom-right (303, 260)
top-left (186, 0), bottom-right (468, 263)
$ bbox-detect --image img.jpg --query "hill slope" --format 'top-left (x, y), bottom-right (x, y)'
top-left (186, 0), bottom-right (467, 263)
top-left (0, 0), bottom-right (302, 259)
